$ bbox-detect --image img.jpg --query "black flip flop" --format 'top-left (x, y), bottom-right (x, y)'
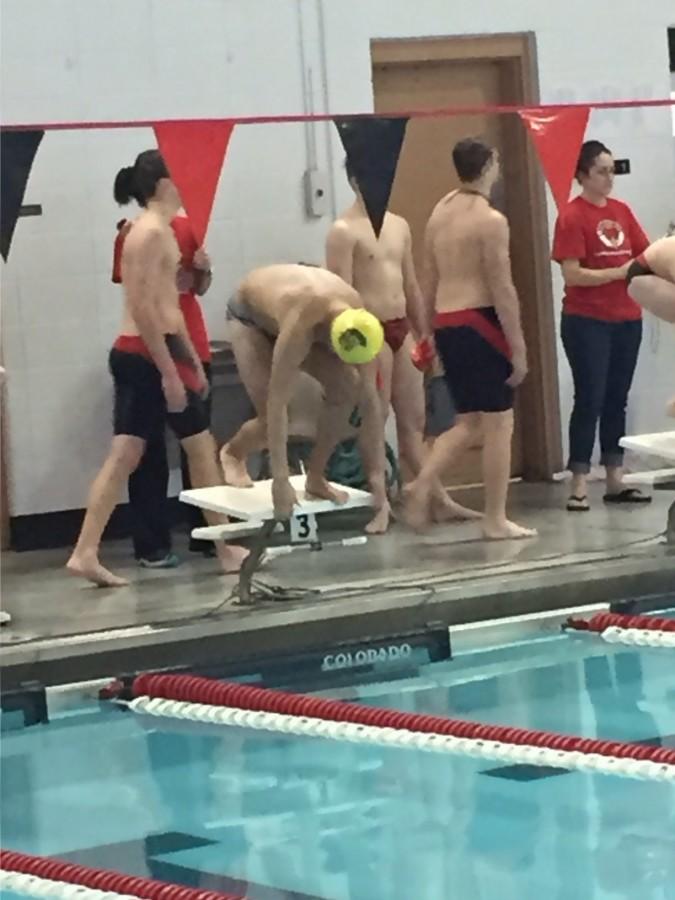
top-left (566, 495), bottom-right (590, 512)
top-left (603, 488), bottom-right (652, 505)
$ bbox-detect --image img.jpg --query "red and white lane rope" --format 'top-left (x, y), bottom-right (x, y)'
top-left (120, 674), bottom-right (675, 783)
top-left (0, 850), bottom-right (244, 900)
top-left (567, 612), bottom-right (675, 648)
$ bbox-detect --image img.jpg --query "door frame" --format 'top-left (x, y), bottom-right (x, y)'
top-left (371, 33), bottom-right (562, 479)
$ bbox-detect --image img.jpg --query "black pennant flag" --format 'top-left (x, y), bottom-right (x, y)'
top-left (334, 116), bottom-right (408, 237)
top-left (1, 130), bottom-right (44, 262)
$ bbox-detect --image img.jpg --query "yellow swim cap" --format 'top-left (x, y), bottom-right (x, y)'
top-left (330, 309), bottom-right (384, 365)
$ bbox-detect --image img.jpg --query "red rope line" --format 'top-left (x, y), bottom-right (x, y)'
top-left (0, 849), bottom-right (245, 900)
top-left (568, 612), bottom-right (675, 634)
top-left (1, 98), bottom-right (674, 132)
top-left (132, 673), bottom-right (675, 766)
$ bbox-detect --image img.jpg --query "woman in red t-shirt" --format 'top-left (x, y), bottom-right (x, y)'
top-left (552, 140), bottom-right (651, 512)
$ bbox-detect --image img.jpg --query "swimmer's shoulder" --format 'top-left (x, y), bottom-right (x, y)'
top-left (125, 215), bottom-right (164, 250)
top-left (480, 207), bottom-right (510, 240)
top-left (327, 216), bottom-right (360, 247)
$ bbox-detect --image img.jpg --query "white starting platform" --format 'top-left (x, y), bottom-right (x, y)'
top-left (180, 475), bottom-right (375, 605)
top-left (180, 474), bottom-right (373, 543)
top-left (620, 431), bottom-right (675, 483)
top-left (620, 431), bottom-right (675, 543)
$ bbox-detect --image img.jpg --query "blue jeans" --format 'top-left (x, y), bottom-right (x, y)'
top-left (561, 315), bottom-right (642, 475)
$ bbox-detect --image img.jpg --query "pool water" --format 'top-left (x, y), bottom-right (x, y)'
top-left (2, 624), bottom-right (675, 899)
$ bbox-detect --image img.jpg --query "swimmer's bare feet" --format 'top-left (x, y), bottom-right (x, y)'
top-left (216, 544), bottom-right (250, 574)
top-left (220, 445), bottom-right (253, 488)
top-left (482, 519), bottom-right (538, 541)
top-left (66, 552), bottom-right (129, 588)
top-left (365, 503), bottom-right (391, 535)
top-left (305, 475), bottom-right (349, 506)
top-left (432, 492), bottom-right (483, 523)
top-left (402, 484), bottom-right (432, 532)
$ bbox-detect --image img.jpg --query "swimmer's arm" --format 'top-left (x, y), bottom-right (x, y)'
top-left (643, 238), bottom-right (675, 282)
top-left (176, 315), bottom-right (207, 385)
top-left (125, 230), bottom-right (180, 379)
top-left (482, 216), bottom-right (526, 357)
top-left (420, 220), bottom-right (439, 335)
top-left (560, 259), bottom-right (630, 287)
top-left (628, 276), bottom-right (675, 324)
top-left (326, 222), bottom-right (355, 285)
top-left (402, 225), bottom-right (426, 338)
top-left (267, 310), bottom-right (314, 481)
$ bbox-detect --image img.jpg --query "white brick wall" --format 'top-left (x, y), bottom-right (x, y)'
top-left (1, 0), bottom-right (674, 515)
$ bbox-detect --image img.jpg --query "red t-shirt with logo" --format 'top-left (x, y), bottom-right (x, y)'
top-left (111, 216), bottom-right (211, 362)
top-left (552, 196), bottom-right (649, 322)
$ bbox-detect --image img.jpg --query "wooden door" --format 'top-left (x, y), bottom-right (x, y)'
top-left (372, 35), bottom-right (562, 486)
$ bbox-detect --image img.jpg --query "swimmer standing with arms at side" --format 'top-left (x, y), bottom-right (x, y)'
top-left (405, 138), bottom-right (536, 539)
top-left (67, 151), bottom-right (247, 586)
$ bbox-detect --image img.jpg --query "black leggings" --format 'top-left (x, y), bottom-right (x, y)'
top-left (128, 363), bottom-right (212, 559)
top-left (561, 315), bottom-right (642, 475)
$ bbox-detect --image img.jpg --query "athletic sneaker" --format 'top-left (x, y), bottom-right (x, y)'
top-left (138, 552), bottom-right (181, 569)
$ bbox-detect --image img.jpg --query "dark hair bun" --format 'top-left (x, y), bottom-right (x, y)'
top-left (113, 166), bottom-right (136, 205)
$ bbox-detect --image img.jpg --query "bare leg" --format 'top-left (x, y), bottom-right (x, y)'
top-left (390, 338), bottom-right (423, 486)
top-left (301, 347), bottom-right (357, 507)
top-left (605, 465), bottom-right (625, 495)
top-left (570, 472), bottom-right (588, 500)
top-left (391, 343), bottom-right (480, 523)
top-left (220, 420), bottom-right (266, 487)
top-left (403, 414), bottom-right (480, 531)
top-left (181, 431), bottom-right (249, 573)
top-left (481, 410), bottom-right (536, 540)
top-left (358, 428), bottom-right (391, 534)
top-left (67, 436), bottom-right (145, 587)
top-left (220, 322), bottom-right (273, 487)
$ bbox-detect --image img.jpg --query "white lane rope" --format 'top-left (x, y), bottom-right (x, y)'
top-left (129, 696), bottom-right (675, 783)
top-left (600, 626), bottom-right (675, 648)
top-left (0, 870), bottom-right (140, 900)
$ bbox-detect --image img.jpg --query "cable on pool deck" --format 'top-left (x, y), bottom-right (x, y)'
top-left (105, 673), bottom-right (675, 782)
top-left (0, 849), bottom-right (245, 900)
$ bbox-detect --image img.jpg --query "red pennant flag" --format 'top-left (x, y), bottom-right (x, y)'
top-left (519, 107), bottom-right (590, 212)
top-left (153, 120), bottom-right (235, 245)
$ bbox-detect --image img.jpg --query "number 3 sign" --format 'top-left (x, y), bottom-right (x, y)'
top-left (290, 512), bottom-right (318, 544)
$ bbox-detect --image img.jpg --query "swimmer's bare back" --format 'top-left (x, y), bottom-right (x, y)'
top-left (120, 210), bottom-right (182, 337)
top-left (327, 211), bottom-right (411, 322)
top-left (426, 190), bottom-right (505, 313)
top-left (237, 263), bottom-right (363, 335)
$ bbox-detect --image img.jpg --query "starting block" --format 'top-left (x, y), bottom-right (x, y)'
top-left (180, 474), bottom-right (373, 541)
top-left (620, 431), bottom-right (675, 544)
top-left (180, 475), bottom-right (374, 604)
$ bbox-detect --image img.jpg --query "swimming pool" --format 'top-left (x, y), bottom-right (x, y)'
top-left (2, 610), bottom-right (675, 899)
